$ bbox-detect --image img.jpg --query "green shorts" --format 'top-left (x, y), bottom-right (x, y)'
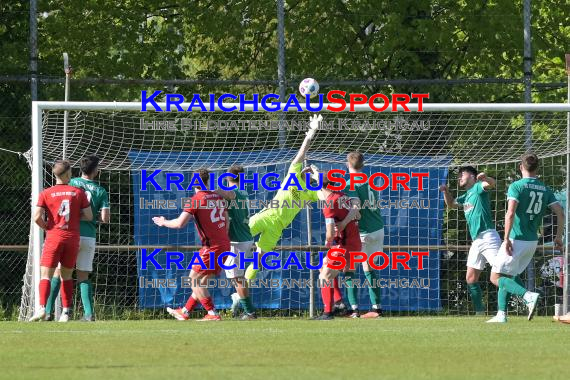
top-left (248, 211), bottom-right (284, 252)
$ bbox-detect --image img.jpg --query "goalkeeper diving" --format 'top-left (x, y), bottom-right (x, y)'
top-left (245, 114), bottom-right (322, 280)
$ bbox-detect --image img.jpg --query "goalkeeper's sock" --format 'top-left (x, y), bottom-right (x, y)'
top-left (498, 277), bottom-right (527, 297)
top-left (467, 283), bottom-right (484, 313)
top-left (60, 279), bottom-right (74, 309)
top-left (239, 297), bottom-right (255, 314)
top-left (344, 271), bottom-right (358, 309)
top-left (333, 277), bottom-right (343, 303)
top-left (320, 281), bottom-right (334, 313)
top-left (45, 277), bottom-right (61, 314)
top-left (79, 280), bottom-right (94, 317)
top-left (39, 278), bottom-right (51, 307)
top-left (364, 271), bottom-right (381, 306)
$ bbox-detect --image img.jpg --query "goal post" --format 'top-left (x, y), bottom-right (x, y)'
top-left (20, 101), bottom-right (570, 320)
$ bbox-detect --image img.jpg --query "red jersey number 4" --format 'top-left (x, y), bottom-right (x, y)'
top-left (37, 185), bottom-right (89, 234)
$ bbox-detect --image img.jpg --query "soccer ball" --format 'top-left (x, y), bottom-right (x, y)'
top-left (540, 256), bottom-right (564, 288)
top-left (299, 78), bottom-right (319, 97)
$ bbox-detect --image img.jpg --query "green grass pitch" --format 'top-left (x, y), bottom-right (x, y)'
top-left (0, 317), bottom-right (568, 380)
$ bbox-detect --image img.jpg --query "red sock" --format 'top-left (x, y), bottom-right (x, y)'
top-left (199, 297), bottom-right (215, 311)
top-left (39, 279), bottom-right (51, 307)
top-left (185, 296), bottom-right (198, 311)
top-left (333, 277), bottom-right (343, 303)
top-left (320, 281), bottom-right (334, 313)
top-left (60, 279), bottom-right (74, 308)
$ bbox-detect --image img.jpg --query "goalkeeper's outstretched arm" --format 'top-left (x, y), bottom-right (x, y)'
top-left (291, 114), bottom-right (322, 165)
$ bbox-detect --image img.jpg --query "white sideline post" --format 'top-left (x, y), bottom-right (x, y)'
top-left (31, 101), bottom-right (44, 316)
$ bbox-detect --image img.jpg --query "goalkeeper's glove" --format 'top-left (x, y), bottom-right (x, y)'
top-left (310, 164), bottom-right (320, 181)
top-left (306, 114), bottom-right (322, 139)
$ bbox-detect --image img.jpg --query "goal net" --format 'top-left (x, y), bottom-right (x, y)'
top-left (20, 101), bottom-right (570, 320)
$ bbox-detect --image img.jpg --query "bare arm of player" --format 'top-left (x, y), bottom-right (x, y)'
top-left (291, 114), bottom-right (322, 165)
top-left (439, 184), bottom-right (458, 209)
top-left (325, 220), bottom-right (335, 248)
top-left (336, 197), bottom-right (361, 232)
top-left (503, 199), bottom-right (518, 255)
top-left (224, 208), bottom-right (230, 234)
top-left (215, 188), bottom-right (236, 200)
top-left (33, 207), bottom-right (47, 230)
top-left (100, 208), bottom-right (110, 224)
top-left (81, 206), bottom-right (93, 221)
top-left (337, 208), bottom-right (361, 232)
top-left (152, 211), bottom-right (192, 229)
top-left (550, 202), bottom-right (565, 251)
top-left (477, 172), bottom-right (496, 190)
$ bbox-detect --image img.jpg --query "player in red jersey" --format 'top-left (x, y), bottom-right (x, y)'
top-left (153, 168), bottom-right (231, 321)
top-left (314, 174), bottom-right (361, 320)
top-left (29, 160), bottom-right (93, 322)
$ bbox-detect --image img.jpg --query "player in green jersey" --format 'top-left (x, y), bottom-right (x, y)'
top-left (342, 152), bottom-right (386, 318)
top-left (215, 164), bottom-right (257, 320)
top-left (440, 166), bottom-right (499, 315)
top-left (245, 115), bottom-right (322, 280)
top-left (487, 152), bottom-right (564, 323)
top-left (45, 155), bottom-right (110, 322)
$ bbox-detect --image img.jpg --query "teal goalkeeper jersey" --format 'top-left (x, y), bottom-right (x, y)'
top-left (344, 179), bottom-right (384, 234)
top-left (228, 189), bottom-right (253, 242)
top-left (507, 177), bottom-right (558, 241)
top-left (69, 177), bottom-right (109, 238)
top-left (455, 181), bottom-right (495, 240)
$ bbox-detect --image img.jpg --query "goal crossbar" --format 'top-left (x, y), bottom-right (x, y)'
top-left (32, 101), bottom-right (570, 112)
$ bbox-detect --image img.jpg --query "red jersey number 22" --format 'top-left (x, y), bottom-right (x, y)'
top-left (210, 206), bottom-right (225, 223)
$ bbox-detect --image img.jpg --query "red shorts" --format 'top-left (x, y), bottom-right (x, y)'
top-left (41, 233), bottom-right (80, 269)
top-left (326, 245), bottom-right (363, 272)
top-left (192, 245), bottom-right (230, 276)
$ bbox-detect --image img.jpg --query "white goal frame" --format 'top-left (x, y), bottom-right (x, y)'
top-left (28, 101), bottom-right (570, 318)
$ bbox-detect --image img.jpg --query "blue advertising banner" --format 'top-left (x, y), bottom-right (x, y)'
top-left (130, 150), bottom-right (449, 311)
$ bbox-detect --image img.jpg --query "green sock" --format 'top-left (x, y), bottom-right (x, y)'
top-left (45, 277), bottom-right (61, 314)
top-left (79, 280), bottom-right (94, 317)
top-left (239, 297), bottom-right (255, 314)
top-left (505, 276), bottom-right (523, 311)
top-left (513, 275), bottom-right (524, 287)
top-left (344, 272), bottom-right (358, 309)
top-left (498, 285), bottom-right (509, 312)
top-left (499, 276), bottom-right (527, 297)
top-left (364, 271), bottom-right (381, 307)
top-left (467, 283), bottom-right (484, 312)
